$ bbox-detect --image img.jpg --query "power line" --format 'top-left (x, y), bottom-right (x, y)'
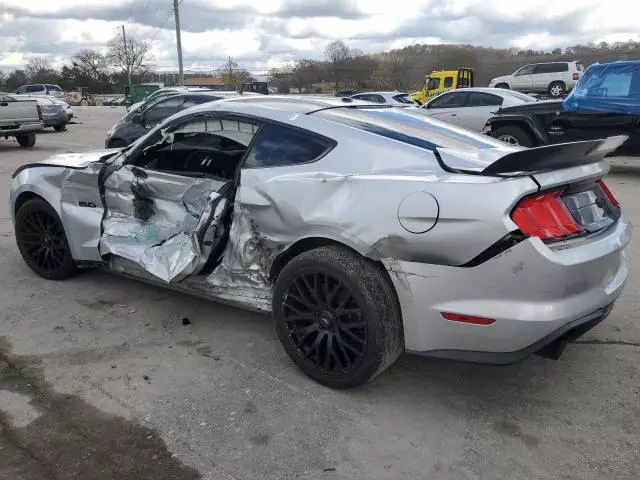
top-left (149, 5), bottom-right (175, 43)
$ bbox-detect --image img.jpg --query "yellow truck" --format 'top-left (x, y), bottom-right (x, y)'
top-left (411, 67), bottom-right (474, 105)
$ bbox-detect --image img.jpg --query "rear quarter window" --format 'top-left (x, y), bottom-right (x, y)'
top-left (244, 123), bottom-right (335, 168)
top-left (444, 77), bottom-right (454, 88)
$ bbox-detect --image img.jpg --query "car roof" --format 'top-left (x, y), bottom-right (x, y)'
top-left (216, 95), bottom-right (373, 112)
top-left (352, 91), bottom-right (407, 96)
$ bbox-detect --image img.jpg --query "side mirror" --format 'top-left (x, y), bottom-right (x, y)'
top-left (132, 113), bottom-right (143, 124)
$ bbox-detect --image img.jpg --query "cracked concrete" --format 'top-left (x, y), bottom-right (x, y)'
top-left (0, 108), bottom-right (639, 480)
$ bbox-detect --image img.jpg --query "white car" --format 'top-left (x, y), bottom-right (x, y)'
top-left (15, 84), bottom-right (66, 99)
top-left (349, 91), bottom-right (416, 106)
top-left (489, 61), bottom-right (584, 98)
top-left (415, 87), bottom-right (537, 131)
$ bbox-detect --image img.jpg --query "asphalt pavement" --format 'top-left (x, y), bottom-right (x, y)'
top-left (0, 107), bottom-right (638, 480)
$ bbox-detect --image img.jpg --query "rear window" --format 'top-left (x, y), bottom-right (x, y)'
top-left (535, 63), bottom-right (569, 74)
top-left (312, 107), bottom-right (501, 152)
top-left (392, 94), bottom-right (415, 104)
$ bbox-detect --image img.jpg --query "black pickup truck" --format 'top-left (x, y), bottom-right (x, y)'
top-left (484, 99), bottom-right (640, 154)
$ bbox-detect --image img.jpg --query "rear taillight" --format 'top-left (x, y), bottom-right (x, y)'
top-left (573, 73), bottom-right (579, 81)
top-left (511, 190), bottom-right (582, 241)
top-left (36, 104), bottom-right (43, 120)
top-left (597, 180), bottom-right (619, 207)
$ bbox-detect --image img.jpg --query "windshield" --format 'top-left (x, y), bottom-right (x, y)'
top-left (392, 94), bottom-right (415, 104)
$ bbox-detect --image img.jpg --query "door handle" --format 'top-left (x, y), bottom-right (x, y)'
top-left (450, 113), bottom-right (457, 116)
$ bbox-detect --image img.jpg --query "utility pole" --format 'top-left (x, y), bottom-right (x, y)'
top-left (122, 25), bottom-right (131, 85)
top-left (173, 0), bottom-right (184, 86)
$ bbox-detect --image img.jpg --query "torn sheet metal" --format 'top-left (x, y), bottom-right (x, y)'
top-left (100, 165), bottom-right (227, 283)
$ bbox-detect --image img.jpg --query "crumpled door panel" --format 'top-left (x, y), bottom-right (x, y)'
top-left (100, 165), bottom-right (228, 283)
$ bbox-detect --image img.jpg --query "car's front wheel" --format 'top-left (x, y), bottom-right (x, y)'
top-left (492, 125), bottom-right (534, 147)
top-left (273, 245), bottom-right (404, 388)
top-left (15, 198), bottom-right (76, 280)
top-left (53, 124), bottom-right (66, 132)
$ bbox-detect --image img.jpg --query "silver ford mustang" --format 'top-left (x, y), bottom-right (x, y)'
top-left (10, 97), bottom-right (631, 388)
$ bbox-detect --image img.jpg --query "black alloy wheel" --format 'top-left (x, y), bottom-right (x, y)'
top-left (273, 246), bottom-right (404, 388)
top-left (15, 198), bottom-right (76, 280)
top-left (282, 271), bottom-right (368, 374)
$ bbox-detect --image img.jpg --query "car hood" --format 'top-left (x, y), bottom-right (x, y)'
top-left (490, 75), bottom-right (512, 84)
top-left (12, 149), bottom-right (122, 178)
top-left (498, 99), bottom-right (564, 114)
top-left (45, 149), bottom-right (122, 167)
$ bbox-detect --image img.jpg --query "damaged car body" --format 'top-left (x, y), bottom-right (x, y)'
top-left (10, 97), bottom-right (631, 388)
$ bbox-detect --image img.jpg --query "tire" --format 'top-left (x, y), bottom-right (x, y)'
top-left (491, 125), bottom-right (535, 147)
top-left (495, 83), bottom-right (510, 89)
top-left (273, 245), bottom-right (404, 388)
top-left (548, 81), bottom-right (566, 98)
top-left (80, 99), bottom-right (89, 106)
top-left (53, 124), bottom-right (66, 132)
top-left (16, 133), bottom-right (36, 148)
top-left (15, 198), bottom-right (76, 280)
top-left (107, 138), bottom-right (128, 148)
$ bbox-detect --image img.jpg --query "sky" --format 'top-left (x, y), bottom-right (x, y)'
top-left (1, 0), bottom-right (639, 73)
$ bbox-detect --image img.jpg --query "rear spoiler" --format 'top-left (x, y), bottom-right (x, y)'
top-left (482, 136), bottom-right (628, 175)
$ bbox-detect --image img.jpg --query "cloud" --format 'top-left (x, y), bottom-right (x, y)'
top-left (1, 0), bottom-right (639, 72)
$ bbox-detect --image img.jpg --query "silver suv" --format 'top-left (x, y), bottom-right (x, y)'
top-left (15, 84), bottom-right (66, 98)
top-left (489, 61), bottom-right (585, 98)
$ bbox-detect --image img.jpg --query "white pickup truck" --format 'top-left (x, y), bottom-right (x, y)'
top-left (0, 94), bottom-right (44, 147)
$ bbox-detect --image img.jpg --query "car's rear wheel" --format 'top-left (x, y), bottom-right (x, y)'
top-left (548, 81), bottom-right (566, 98)
top-left (16, 133), bottom-right (36, 148)
top-left (492, 125), bottom-right (534, 147)
top-left (273, 245), bottom-right (404, 388)
top-left (495, 83), bottom-right (510, 89)
top-left (15, 198), bottom-right (76, 280)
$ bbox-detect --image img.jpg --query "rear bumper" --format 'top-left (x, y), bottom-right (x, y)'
top-left (0, 122), bottom-right (43, 135)
top-left (43, 112), bottom-right (68, 126)
top-left (384, 216), bottom-right (631, 358)
top-left (416, 302), bottom-right (613, 364)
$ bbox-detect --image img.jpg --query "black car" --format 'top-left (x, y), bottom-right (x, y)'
top-left (105, 92), bottom-right (242, 148)
top-left (485, 90), bottom-right (640, 154)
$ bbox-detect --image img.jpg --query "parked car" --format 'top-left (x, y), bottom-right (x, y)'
top-left (489, 61), bottom-right (585, 98)
top-left (15, 84), bottom-right (66, 99)
top-left (349, 91), bottom-right (416, 106)
top-left (126, 86), bottom-right (212, 113)
top-left (105, 91), bottom-right (243, 148)
top-left (414, 87), bottom-right (537, 131)
top-left (10, 95), bottom-right (69, 131)
top-left (10, 97), bottom-right (629, 388)
top-left (15, 94), bottom-right (73, 122)
top-left (0, 93), bottom-right (43, 147)
top-left (485, 61), bottom-right (640, 153)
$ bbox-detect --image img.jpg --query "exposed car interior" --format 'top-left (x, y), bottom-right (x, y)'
top-left (133, 117), bottom-right (259, 182)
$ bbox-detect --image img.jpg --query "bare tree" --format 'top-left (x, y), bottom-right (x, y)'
top-left (106, 32), bottom-right (153, 85)
top-left (25, 57), bottom-right (54, 82)
top-left (73, 49), bottom-right (109, 81)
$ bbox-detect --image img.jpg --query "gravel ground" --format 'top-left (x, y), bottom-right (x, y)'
top-left (0, 107), bottom-right (638, 480)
